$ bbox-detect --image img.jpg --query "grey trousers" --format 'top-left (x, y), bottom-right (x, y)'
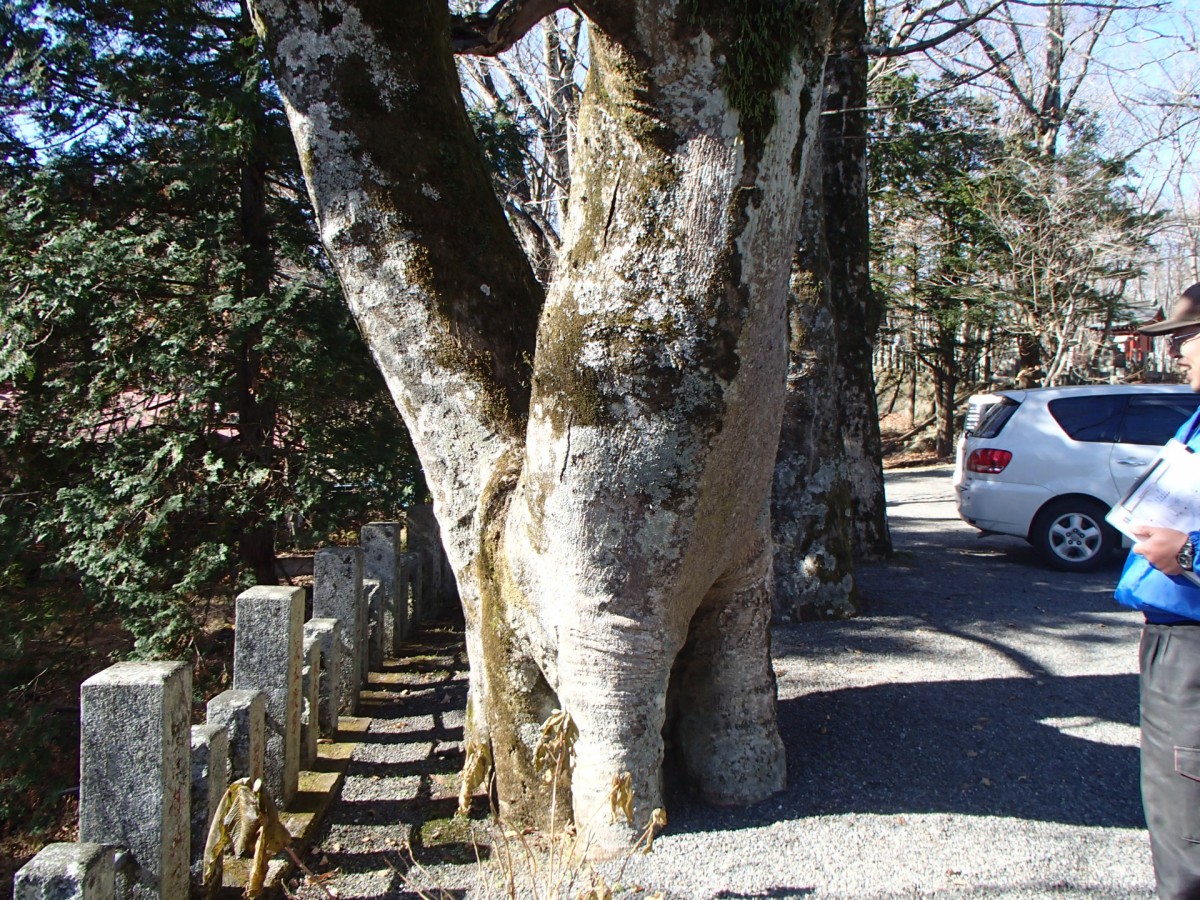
top-left (1142, 623), bottom-right (1200, 899)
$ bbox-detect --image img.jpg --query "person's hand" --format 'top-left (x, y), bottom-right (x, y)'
top-left (1131, 526), bottom-right (1190, 575)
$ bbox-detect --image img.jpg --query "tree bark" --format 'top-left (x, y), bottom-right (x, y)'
top-left (770, 51), bottom-right (858, 621)
top-left (249, 0), bottom-right (833, 852)
top-left (823, 0), bottom-right (892, 559)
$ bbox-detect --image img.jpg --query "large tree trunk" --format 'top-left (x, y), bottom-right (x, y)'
top-left (823, 0), bottom-right (891, 560)
top-left (249, 0), bottom-right (833, 853)
top-left (770, 46), bottom-right (858, 621)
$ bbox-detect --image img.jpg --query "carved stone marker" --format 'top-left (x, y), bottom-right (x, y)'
top-left (299, 636), bottom-right (321, 770)
top-left (189, 723), bottom-right (229, 889)
top-left (303, 618), bottom-right (341, 737)
top-left (407, 504), bottom-right (457, 620)
top-left (363, 577), bottom-right (383, 672)
top-left (361, 523), bottom-right (405, 654)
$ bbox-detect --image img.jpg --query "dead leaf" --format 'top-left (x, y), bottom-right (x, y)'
top-left (610, 772), bottom-right (634, 825)
top-left (203, 778), bottom-right (292, 899)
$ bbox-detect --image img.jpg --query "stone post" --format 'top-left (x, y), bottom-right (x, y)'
top-left (14, 843), bottom-right (114, 900)
top-left (363, 578), bottom-right (383, 671)
top-left (398, 552), bottom-right (422, 638)
top-left (189, 723), bottom-right (228, 891)
top-left (303, 619), bottom-right (341, 737)
top-left (233, 585), bottom-right (304, 808)
top-left (360, 523), bottom-right (404, 654)
top-left (80, 661), bottom-right (190, 900)
top-left (299, 636), bottom-right (321, 771)
top-left (206, 689), bottom-right (266, 786)
top-left (407, 504), bottom-right (458, 620)
top-left (313, 548), bottom-right (364, 715)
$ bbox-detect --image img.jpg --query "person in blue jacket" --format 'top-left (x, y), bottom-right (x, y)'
top-left (1118, 281), bottom-right (1200, 899)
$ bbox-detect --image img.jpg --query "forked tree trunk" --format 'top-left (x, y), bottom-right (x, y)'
top-left (249, 0), bottom-right (833, 852)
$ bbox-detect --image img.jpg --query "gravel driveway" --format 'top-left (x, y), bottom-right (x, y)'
top-left (308, 464), bottom-right (1155, 899)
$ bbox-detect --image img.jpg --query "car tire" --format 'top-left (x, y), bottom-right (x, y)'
top-left (1032, 498), bottom-right (1119, 572)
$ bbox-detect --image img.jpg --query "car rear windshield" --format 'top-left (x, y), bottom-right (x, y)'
top-left (1048, 394), bottom-right (1126, 442)
top-left (973, 398), bottom-right (1019, 438)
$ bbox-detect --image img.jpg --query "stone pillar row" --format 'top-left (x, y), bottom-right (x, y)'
top-left (14, 514), bottom-right (456, 900)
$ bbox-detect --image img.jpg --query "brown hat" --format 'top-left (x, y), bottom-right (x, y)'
top-left (1139, 283), bottom-right (1200, 334)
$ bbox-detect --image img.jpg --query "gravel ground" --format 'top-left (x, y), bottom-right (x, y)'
top-left (299, 464), bottom-right (1154, 899)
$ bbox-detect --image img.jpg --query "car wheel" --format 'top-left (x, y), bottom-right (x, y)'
top-left (1032, 498), bottom-right (1118, 572)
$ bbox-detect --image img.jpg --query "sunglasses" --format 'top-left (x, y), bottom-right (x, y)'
top-left (1169, 328), bottom-right (1200, 357)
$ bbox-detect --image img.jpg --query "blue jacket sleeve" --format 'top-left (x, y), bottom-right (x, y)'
top-left (1115, 408), bottom-right (1200, 615)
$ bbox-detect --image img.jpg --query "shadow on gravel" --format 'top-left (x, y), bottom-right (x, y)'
top-left (662, 473), bottom-right (1148, 841)
top-left (666, 671), bottom-right (1140, 836)
top-left (301, 623), bottom-right (475, 898)
top-left (776, 672), bottom-right (1139, 823)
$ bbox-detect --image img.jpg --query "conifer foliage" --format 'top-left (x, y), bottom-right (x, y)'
top-left (0, 0), bottom-right (420, 657)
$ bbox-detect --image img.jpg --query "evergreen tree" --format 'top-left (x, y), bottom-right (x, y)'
top-left (0, 0), bottom-right (420, 656)
top-left (870, 73), bottom-right (1004, 453)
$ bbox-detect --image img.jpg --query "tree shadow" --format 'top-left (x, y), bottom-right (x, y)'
top-left (667, 672), bottom-right (1140, 834)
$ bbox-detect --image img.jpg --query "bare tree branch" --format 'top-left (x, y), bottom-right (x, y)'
top-left (452, 0), bottom-right (573, 55)
top-left (865, 0), bottom-right (1007, 58)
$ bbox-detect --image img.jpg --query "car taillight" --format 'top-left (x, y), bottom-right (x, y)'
top-left (966, 448), bottom-right (1013, 474)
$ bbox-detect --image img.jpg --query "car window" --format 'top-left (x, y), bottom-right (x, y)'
top-left (973, 398), bottom-right (1020, 438)
top-left (1047, 395), bottom-right (1126, 442)
top-left (1119, 395), bottom-right (1200, 445)
top-left (963, 394), bottom-right (1000, 433)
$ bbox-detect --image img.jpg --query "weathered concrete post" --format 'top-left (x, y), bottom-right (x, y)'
top-left (206, 689), bottom-right (265, 785)
top-left (14, 843), bottom-right (114, 900)
top-left (363, 577), bottom-right (383, 671)
top-left (299, 636), bottom-right (321, 770)
top-left (80, 661), bottom-right (190, 900)
top-left (189, 724), bottom-right (229, 891)
top-left (313, 548), bottom-right (364, 715)
top-left (360, 523), bottom-right (404, 654)
top-left (303, 619), bottom-right (341, 737)
top-left (233, 585), bottom-right (304, 808)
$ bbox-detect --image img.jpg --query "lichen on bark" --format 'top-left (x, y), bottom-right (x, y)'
top-left (249, 0), bottom-right (837, 854)
top-left (679, 0), bottom-right (830, 155)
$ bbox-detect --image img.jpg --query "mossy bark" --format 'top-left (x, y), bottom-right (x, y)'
top-left (770, 6), bottom-right (867, 620)
top-left (771, 225), bottom-right (858, 619)
top-left (249, 0), bottom-right (834, 853)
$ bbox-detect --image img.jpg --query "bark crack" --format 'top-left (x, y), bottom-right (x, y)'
top-left (560, 411), bottom-right (574, 481)
top-left (603, 161), bottom-right (624, 248)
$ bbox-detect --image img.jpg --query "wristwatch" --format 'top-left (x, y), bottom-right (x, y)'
top-left (1178, 532), bottom-right (1200, 572)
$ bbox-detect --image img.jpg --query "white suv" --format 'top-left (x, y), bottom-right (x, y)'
top-left (954, 384), bottom-right (1200, 571)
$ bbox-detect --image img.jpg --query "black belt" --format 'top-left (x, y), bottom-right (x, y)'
top-left (1145, 615), bottom-right (1200, 626)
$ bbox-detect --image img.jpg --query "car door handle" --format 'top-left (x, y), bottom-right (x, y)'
top-left (1116, 459), bottom-right (1148, 466)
